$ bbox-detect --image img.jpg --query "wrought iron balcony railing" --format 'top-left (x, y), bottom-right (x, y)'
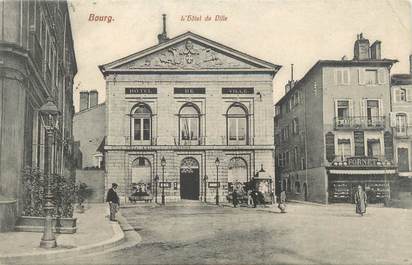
top-left (334, 116), bottom-right (385, 130)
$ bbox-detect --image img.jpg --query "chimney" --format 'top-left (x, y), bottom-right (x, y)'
top-left (79, 91), bottom-right (89, 111)
top-left (157, 14), bottom-right (169, 44)
top-left (370, 41), bottom-right (381, 60)
top-left (89, 90), bottom-right (98, 108)
top-left (353, 33), bottom-right (370, 60)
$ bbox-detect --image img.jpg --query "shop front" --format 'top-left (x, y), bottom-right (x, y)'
top-left (327, 157), bottom-right (397, 203)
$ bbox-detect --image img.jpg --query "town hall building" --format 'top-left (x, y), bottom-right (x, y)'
top-left (99, 18), bottom-right (280, 203)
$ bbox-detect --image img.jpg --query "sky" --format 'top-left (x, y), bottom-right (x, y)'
top-left (69, 0), bottom-right (412, 112)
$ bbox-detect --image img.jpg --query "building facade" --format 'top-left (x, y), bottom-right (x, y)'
top-left (390, 56), bottom-right (412, 198)
top-left (275, 34), bottom-right (397, 203)
top-left (0, 0), bottom-right (77, 229)
top-left (99, 29), bottom-right (280, 203)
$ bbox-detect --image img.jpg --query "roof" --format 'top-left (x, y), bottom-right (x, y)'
top-left (275, 59), bottom-right (398, 106)
top-left (99, 31), bottom-right (281, 75)
top-left (74, 102), bottom-right (106, 116)
top-left (391, 74), bottom-right (412, 85)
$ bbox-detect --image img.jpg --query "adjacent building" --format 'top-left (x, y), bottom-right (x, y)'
top-left (73, 91), bottom-right (106, 169)
top-left (99, 19), bottom-right (280, 202)
top-left (275, 34), bottom-right (397, 203)
top-left (390, 56), bottom-right (412, 198)
top-left (0, 1), bottom-right (77, 230)
top-left (73, 91), bottom-right (106, 202)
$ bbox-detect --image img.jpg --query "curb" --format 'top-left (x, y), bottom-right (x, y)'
top-left (288, 199), bottom-right (327, 207)
top-left (0, 216), bottom-right (125, 264)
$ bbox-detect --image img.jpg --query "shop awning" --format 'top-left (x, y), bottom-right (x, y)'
top-left (328, 169), bottom-right (396, 175)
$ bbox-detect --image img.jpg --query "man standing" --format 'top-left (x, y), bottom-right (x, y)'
top-left (232, 189), bottom-right (239, 208)
top-left (278, 190), bottom-right (287, 213)
top-left (354, 185), bottom-right (367, 216)
top-left (106, 183), bottom-right (120, 221)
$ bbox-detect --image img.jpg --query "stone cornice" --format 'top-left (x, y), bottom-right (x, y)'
top-left (104, 145), bottom-right (275, 151)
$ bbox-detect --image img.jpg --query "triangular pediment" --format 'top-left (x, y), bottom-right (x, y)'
top-left (100, 32), bottom-right (280, 73)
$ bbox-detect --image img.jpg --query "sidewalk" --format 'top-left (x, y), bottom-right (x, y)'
top-left (0, 203), bottom-right (125, 264)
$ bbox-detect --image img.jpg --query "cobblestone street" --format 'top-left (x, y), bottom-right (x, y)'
top-left (37, 202), bottom-right (412, 265)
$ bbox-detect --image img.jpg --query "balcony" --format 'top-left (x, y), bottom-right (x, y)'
top-left (174, 136), bottom-right (206, 146)
top-left (394, 126), bottom-right (411, 138)
top-left (334, 116), bottom-right (385, 130)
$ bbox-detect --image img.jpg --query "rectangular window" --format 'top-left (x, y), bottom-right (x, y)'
top-left (294, 146), bottom-right (298, 168)
top-left (292, 118), bottom-right (299, 134)
top-left (337, 100), bottom-right (349, 119)
top-left (396, 114), bottom-right (407, 134)
top-left (336, 69), bottom-right (350, 85)
top-left (365, 69), bottom-right (378, 85)
top-left (229, 119), bottom-right (237, 140)
top-left (301, 157), bottom-right (306, 170)
top-left (238, 119), bottom-right (246, 140)
top-left (134, 119), bottom-right (141, 140)
top-left (285, 151), bottom-right (290, 168)
top-left (397, 148), bottom-right (410, 172)
top-left (143, 119), bottom-right (150, 140)
top-left (367, 139), bottom-right (381, 157)
top-left (395, 89), bottom-right (407, 102)
top-left (337, 139), bottom-right (351, 160)
top-left (366, 100), bottom-right (380, 126)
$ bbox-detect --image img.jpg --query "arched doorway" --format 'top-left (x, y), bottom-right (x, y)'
top-left (180, 157), bottom-right (200, 200)
top-left (131, 157), bottom-right (152, 193)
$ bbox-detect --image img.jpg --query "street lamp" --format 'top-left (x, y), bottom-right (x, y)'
top-left (215, 157), bottom-right (220, 205)
top-left (154, 175), bottom-right (159, 204)
top-left (39, 98), bottom-right (60, 249)
top-left (204, 175), bottom-right (208, 203)
top-left (161, 157), bottom-right (166, 205)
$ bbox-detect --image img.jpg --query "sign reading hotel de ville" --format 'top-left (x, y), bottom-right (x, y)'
top-left (1, 0), bottom-right (411, 264)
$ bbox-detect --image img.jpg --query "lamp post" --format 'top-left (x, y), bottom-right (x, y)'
top-left (154, 175), bottom-right (159, 204)
top-left (161, 157), bottom-right (166, 205)
top-left (204, 175), bottom-right (208, 203)
top-left (215, 157), bottom-right (220, 205)
top-left (39, 98), bottom-right (60, 249)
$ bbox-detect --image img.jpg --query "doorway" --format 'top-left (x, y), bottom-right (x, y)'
top-left (303, 183), bottom-right (308, 201)
top-left (180, 157), bottom-right (200, 200)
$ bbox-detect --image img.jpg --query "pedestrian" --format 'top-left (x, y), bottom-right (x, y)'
top-left (106, 183), bottom-right (120, 222)
top-left (354, 185), bottom-right (367, 216)
top-left (278, 190), bottom-right (287, 213)
top-left (251, 190), bottom-right (258, 208)
top-left (232, 189), bottom-right (238, 208)
top-left (247, 189), bottom-right (253, 207)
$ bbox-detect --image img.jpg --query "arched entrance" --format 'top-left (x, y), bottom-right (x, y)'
top-left (228, 157), bottom-right (248, 192)
top-left (180, 157), bottom-right (200, 200)
top-left (131, 157), bottom-right (152, 193)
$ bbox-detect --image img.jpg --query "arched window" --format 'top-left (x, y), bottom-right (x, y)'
top-left (179, 103), bottom-right (200, 143)
top-left (227, 103), bottom-right (248, 145)
top-left (131, 157), bottom-right (152, 193)
top-left (131, 104), bottom-right (152, 143)
top-left (228, 157), bottom-right (248, 192)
